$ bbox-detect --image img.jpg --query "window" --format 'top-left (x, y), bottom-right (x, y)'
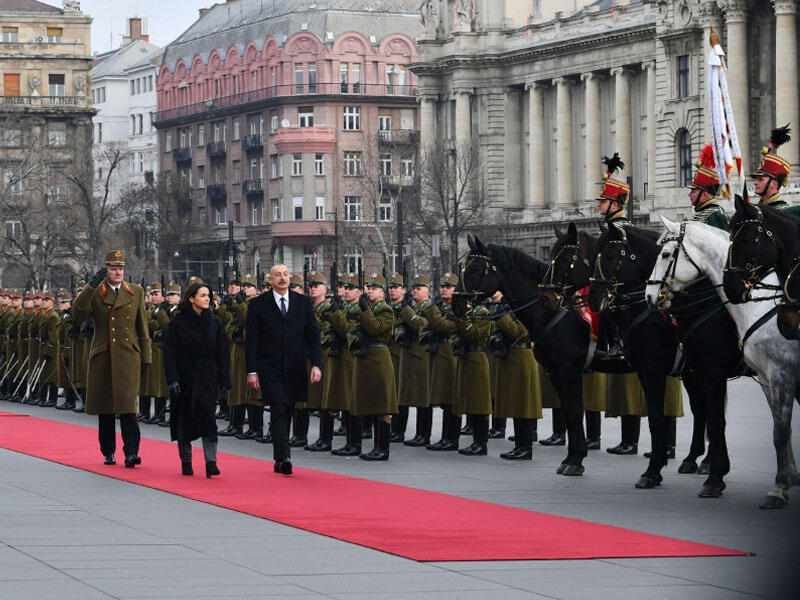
top-left (46, 27), bottom-right (63, 43)
top-left (5, 220), bottom-right (22, 250)
top-left (298, 106), bottom-right (314, 127)
top-left (198, 206), bottom-right (206, 225)
top-left (48, 123), bottom-right (66, 146)
top-left (379, 115), bottom-right (391, 132)
top-left (4, 170), bottom-right (22, 196)
top-left (213, 120), bottom-right (223, 142)
top-left (401, 155), bottom-right (414, 177)
top-left (3, 128), bottom-right (22, 146)
top-left (251, 71), bottom-right (257, 90)
top-left (137, 152), bottom-right (144, 173)
top-left (148, 75), bottom-right (153, 91)
top-left (135, 78), bottom-right (141, 94)
top-left (340, 63), bottom-right (348, 93)
top-left (379, 197), bottom-right (392, 222)
top-left (380, 154), bottom-right (392, 177)
top-left (95, 166), bottom-right (103, 180)
top-left (214, 203), bottom-right (226, 225)
top-left (233, 160), bottom-right (241, 184)
top-left (343, 106), bottom-right (360, 130)
top-left (344, 195), bottom-right (362, 221)
top-left (677, 129), bottom-right (692, 187)
top-left (343, 152), bottom-right (362, 176)
top-left (2, 27), bottom-right (19, 43)
top-left (344, 247), bottom-right (363, 273)
top-left (308, 64), bottom-right (317, 94)
top-left (315, 153), bottom-right (324, 176)
top-left (165, 131), bottom-right (171, 152)
top-left (198, 165), bottom-right (205, 188)
top-left (130, 80), bottom-right (135, 95)
top-left (295, 65), bottom-right (304, 94)
top-left (271, 198), bottom-right (282, 221)
top-left (198, 124), bottom-right (205, 146)
top-left (179, 127), bottom-right (188, 146)
top-left (251, 199), bottom-right (261, 225)
top-left (315, 196), bottom-right (324, 220)
top-left (250, 159), bottom-right (258, 180)
top-left (150, 112), bottom-right (155, 131)
top-left (352, 64), bottom-right (361, 94)
top-left (233, 118), bottom-right (240, 140)
top-left (131, 115), bottom-right (137, 135)
top-left (3, 73), bottom-right (20, 96)
top-left (386, 64), bottom-right (405, 95)
top-left (271, 154), bottom-right (281, 178)
top-left (233, 202), bottom-right (241, 223)
top-left (270, 110), bottom-right (278, 132)
top-left (293, 196), bottom-right (303, 220)
top-left (677, 55), bottom-right (689, 99)
top-left (48, 74), bottom-right (65, 96)
top-left (292, 154), bottom-right (303, 176)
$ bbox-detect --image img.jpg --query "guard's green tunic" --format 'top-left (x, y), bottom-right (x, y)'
top-left (423, 301), bottom-right (457, 407)
top-left (351, 301), bottom-right (397, 416)
top-left (492, 313), bottom-right (542, 419)
top-left (37, 308), bottom-right (60, 384)
top-left (761, 193), bottom-right (800, 217)
top-left (148, 305), bottom-right (170, 398)
top-left (692, 199), bottom-right (730, 230)
top-left (227, 298), bottom-right (261, 407)
top-left (453, 305), bottom-right (491, 416)
top-left (398, 301), bottom-right (430, 408)
top-left (304, 300), bottom-right (330, 410)
top-left (322, 302), bottom-right (357, 412)
top-left (389, 301), bottom-right (402, 397)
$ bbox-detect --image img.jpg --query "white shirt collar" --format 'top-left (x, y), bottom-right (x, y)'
top-left (273, 289), bottom-right (289, 304)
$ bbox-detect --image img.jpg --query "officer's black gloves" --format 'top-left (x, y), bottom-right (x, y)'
top-left (358, 294), bottom-right (371, 311)
top-left (88, 268), bottom-right (107, 288)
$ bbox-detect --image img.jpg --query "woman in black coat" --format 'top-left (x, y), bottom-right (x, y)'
top-left (163, 283), bottom-right (231, 477)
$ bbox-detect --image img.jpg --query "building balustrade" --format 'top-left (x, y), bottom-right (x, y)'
top-left (242, 179), bottom-right (264, 195)
top-left (380, 174), bottom-right (418, 188)
top-left (242, 133), bottom-right (263, 152)
top-left (0, 95), bottom-right (85, 107)
top-left (377, 129), bottom-right (420, 146)
top-left (206, 141), bottom-right (226, 157)
top-left (206, 183), bottom-right (227, 200)
top-left (156, 82), bottom-right (417, 123)
top-left (172, 147), bottom-right (192, 162)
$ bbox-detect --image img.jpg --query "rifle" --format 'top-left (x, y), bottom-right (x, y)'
top-left (358, 262), bottom-right (364, 293)
top-left (303, 261), bottom-right (310, 296)
top-left (60, 353), bottom-right (81, 400)
top-left (402, 257), bottom-right (412, 305)
top-left (161, 273), bottom-right (166, 296)
top-left (0, 353), bottom-right (17, 386)
top-left (330, 260), bottom-right (340, 304)
top-left (256, 262), bottom-right (261, 290)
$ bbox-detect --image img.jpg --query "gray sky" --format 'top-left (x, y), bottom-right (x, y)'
top-left (41, 0), bottom-right (211, 54)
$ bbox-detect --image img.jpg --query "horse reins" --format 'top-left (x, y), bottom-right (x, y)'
top-left (725, 206), bottom-right (783, 300)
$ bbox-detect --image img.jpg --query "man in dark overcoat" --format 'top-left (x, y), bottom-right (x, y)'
top-left (72, 250), bottom-right (152, 467)
top-left (246, 263), bottom-right (322, 475)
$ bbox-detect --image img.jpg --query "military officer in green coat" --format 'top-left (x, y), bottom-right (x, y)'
top-left (689, 144), bottom-right (730, 231)
top-left (304, 271), bottom-right (333, 452)
top-left (387, 273), bottom-right (407, 442)
top-left (36, 292), bottom-right (60, 407)
top-left (399, 275), bottom-right (433, 447)
top-left (56, 290), bottom-right (77, 410)
top-left (423, 273), bottom-right (460, 451)
top-left (143, 283), bottom-right (169, 423)
top-left (73, 250), bottom-right (152, 467)
top-left (351, 273), bottom-right (397, 460)
top-left (71, 283), bottom-right (91, 413)
top-left (753, 124), bottom-right (800, 217)
top-left (2, 291), bottom-right (22, 400)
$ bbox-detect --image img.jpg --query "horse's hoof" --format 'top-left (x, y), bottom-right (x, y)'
top-left (561, 464), bottom-right (584, 476)
top-left (635, 474), bottom-right (662, 489)
top-left (556, 462), bottom-right (567, 475)
top-left (759, 495), bottom-right (787, 509)
top-left (698, 481), bottom-right (726, 498)
top-left (697, 461), bottom-right (711, 475)
top-left (678, 460), bottom-right (698, 474)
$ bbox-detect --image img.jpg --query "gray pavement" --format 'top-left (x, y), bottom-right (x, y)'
top-left (1, 378), bottom-right (798, 600)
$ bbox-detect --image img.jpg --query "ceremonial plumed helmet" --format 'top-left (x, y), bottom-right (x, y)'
top-left (752, 124), bottom-right (791, 186)
top-left (104, 249), bottom-right (125, 266)
top-left (308, 271), bottom-right (328, 287)
top-left (690, 144), bottom-right (721, 196)
top-left (597, 153), bottom-right (630, 206)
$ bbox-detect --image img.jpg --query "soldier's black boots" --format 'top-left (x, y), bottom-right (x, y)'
top-left (607, 415), bottom-right (640, 455)
top-left (332, 413), bottom-right (362, 456)
top-left (427, 407), bottom-right (459, 451)
top-left (361, 420), bottom-right (390, 461)
top-left (404, 406), bottom-right (432, 447)
top-left (219, 406), bottom-right (244, 436)
top-left (305, 412), bottom-right (333, 452)
top-left (501, 418), bottom-right (533, 460)
top-left (72, 389), bottom-right (86, 412)
top-left (390, 405), bottom-right (409, 443)
top-left (585, 410), bottom-right (601, 450)
top-left (289, 408), bottom-right (310, 446)
top-left (489, 416), bottom-right (506, 439)
top-left (137, 396), bottom-right (151, 421)
top-left (539, 408), bottom-right (566, 445)
top-left (58, 387), bottom-right (76, 410)
top-left (459, 415), bottom-right (488, 455)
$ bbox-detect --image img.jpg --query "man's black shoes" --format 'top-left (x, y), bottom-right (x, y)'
top-left (124, 455), bottom-right (141, 468)
top-left (103, 454), bottom-right (116, 465)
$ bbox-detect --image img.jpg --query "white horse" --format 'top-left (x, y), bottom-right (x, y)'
top-left (645, 217), bottom-right (800, 508)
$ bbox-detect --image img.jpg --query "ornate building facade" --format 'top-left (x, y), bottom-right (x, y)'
top-left (411, 0), bottom-right (799, 259)
top-left (154, 0), bottom-right (421, 280)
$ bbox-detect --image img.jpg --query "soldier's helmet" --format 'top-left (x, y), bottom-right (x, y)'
top-left (242, 274), bottom-right (257, 288)
top-left (441, 272), bottom-right (459, 287)
top-left (690, 144), bottom-right (721, 196)
top-left (412, 274), bottom-right (430, 288)
top-left (388, 273), bottom-right (404, 288)
top-left (365, 272), bottom-right (387, 290)
top-left (308, 271), bottom-right (328, 288)
top-left (598, 153), bottom-right (630, 206)
top-left (289, 273), bottom-right (303, 289)
top-left (166, 282), bottom-right (181, 296)
top-left (752, 124), bottom-right (791, 187)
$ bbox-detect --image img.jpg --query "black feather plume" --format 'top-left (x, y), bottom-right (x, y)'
top-left (601, 152), bottom-right (625, 174)
top-left (770, 124), bottom-right (791, 149)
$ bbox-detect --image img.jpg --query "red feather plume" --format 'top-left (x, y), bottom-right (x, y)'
top-left (698, 144), bottom-right (716, 169)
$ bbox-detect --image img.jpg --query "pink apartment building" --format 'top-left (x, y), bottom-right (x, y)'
top-left (154, 0), bottom-right (420, 281)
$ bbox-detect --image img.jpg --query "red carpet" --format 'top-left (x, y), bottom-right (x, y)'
top-left (0, 412), bottom-right (749, 562)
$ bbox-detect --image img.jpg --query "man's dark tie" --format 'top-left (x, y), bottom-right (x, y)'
top-left (280, 297), bottom-right (287, 316)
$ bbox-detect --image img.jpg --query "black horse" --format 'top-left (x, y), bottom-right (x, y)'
top-left (724, 196), bottom-right (800, 340)
top-left (464, 236), bottom-right (591, 476)
top-left (587, 224), bottom-right (677, 489)
top-left (646, 220), bottom-right (750, 498)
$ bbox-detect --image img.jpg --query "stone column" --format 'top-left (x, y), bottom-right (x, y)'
top-left (723, 1), bottom-right (750, 174)
top-left (505, 88), bottom-right (522, 206)
top-left (643, 61), bottom-right (656, 199)
top-left (454, 90), bottom-right (472, 149)
top-left (554, 77), bottom-right (573, 206)
top-left (419, 95), bottom-right (436, 157)
top-left (773, 0), bottom-right (800, 167)
top-left (527, 82), bottom-right (546, 208)
top-left (611, 67), bottom-right (631, 165)
top-left (582, 72), bottom-right (601, 201)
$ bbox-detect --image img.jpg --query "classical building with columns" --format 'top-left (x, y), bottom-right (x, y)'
top-left (411, 0), bottom-right (799, 260)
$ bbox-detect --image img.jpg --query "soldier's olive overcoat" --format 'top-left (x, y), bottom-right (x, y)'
top-left (352, 302), bottom-right (397, 416)
top-left (492, 313), bottom-right (542, 419)
top-left (397, 302), bottom-right (430, 407)
top-left (322, 303), bottom-right (356, 412)
top-left (72, 280), bottom-right (151, 415)
top-left (452, 306), bottom-right (492, 416)
top-left (38, 308), bottom-right (60, 384)
top-left (227, 298), bottom-right (262, 407)
top-left (423, 303), bottom-right (457, 407)
top-left (147, 305), bottom-right (170, 398)
top-left (305, 300), bottom-right (330, 410)
top-left (537, 362), bottom-right (606, 412)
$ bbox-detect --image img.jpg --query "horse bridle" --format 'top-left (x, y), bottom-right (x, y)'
top-left (590, 233), bottom-right (645, 311)
top-left (725, 206), bottom-right (783, 300)
top-left (541, 242), bottom-right (590, 310)
top-left (462, 252), bottom-right (542, 318)
top-left (646, 222), bottom-right (705, 311)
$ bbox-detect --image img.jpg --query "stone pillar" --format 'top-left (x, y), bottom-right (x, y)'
top-left (723, 1), bottom-right (750, 173)
top-left (419, 95), bottom-right (436, 158)
top-left (643, 61), bottom-right (656, 200)
top-left (611, 67), bottom-right (631, 166)
top-left (455, 90), bottom-right (472, 149)
top-left (773, 0), bottom-right (800, 167)
top-left (554, 77), bottom-right (573, 206)
top-left (582, 72), bottom-right (601, 201)
top-left (505, 88), bottom-right (522, 206)
top-left (527, 82), bottom-right (546, 208)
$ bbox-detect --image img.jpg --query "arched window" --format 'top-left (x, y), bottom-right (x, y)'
top-left (676, 129), bottom-right (692, 186)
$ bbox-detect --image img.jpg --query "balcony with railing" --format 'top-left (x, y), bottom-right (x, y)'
top-left (172, 147), bottom-right (192, 163)
top-left (380, 175), bottom-right (419, 188)
top-left (206, 183), bottom-right (227, 201)
top-left (271, 220), bottom-right (335, 239)
top-left (378, 129), bottom-right (420, 146)
top-left (156, 82), bottom-right (418, 123)
top-left (0, 95), bottom-right (89, 109)
top-left (272, 126), bottom-right (335, 154)
top-left (242, 134), bottom-right (263, 152)
top-left (206, 141), bottom-right (226, 158)
top-left (242, 179), bottom-right (264, 195)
